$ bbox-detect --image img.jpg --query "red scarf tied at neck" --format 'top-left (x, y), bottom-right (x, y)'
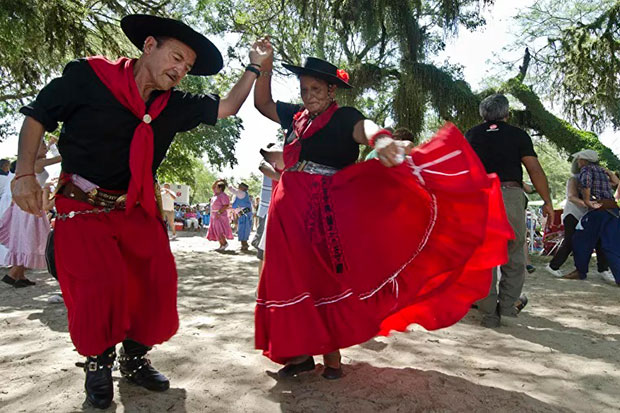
top-left (283, 102), bottom-right (339, 169)
top-left (87, 56), bottom-right (171, 217)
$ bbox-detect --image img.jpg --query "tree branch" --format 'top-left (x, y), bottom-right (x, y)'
top-left (0, 91), bottom-right (36, 102)
top-left (517, 47), bottom-right (531, 81)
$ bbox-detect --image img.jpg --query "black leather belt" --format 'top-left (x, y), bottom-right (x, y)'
top-left (60, 181), bottom-right (127, 209)
top-left (500, 181), bottom-right (522, 188)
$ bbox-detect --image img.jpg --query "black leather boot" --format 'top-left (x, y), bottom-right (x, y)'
top-left (83, 346), bottom-right (116, 409)
top-left (119, 340), bottom-right (170, 391)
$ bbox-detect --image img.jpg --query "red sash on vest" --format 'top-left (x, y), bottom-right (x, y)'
top-left (87, 56), bottom-right (171, 217)
top-left (283, 102), bottom-right (339, 169)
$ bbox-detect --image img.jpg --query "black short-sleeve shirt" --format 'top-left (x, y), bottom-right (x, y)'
top-left (276, 101), bottom-right (365, 169)
top-left (20, 59), bottom-right (219, 190)
top-left (465, 121), bottom-right (537, 183)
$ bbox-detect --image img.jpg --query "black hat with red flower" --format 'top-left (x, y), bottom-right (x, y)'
top-left (283, 57), bottom-right (352, 89)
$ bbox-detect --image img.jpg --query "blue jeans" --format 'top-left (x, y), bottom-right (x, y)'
top-left (573, 209), bottom-right (620, 283)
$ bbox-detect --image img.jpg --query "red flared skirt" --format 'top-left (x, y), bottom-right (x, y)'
top-left (255, 124), bottom-right (514, 363)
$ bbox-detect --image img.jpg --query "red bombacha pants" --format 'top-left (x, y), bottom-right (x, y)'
top-left (54, 195), bottom-right (179, 356)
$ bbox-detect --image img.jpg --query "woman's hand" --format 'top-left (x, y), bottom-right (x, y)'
top-left (250, 37), bottom-right (273, 69)
top-left (260, 147), bottom-right (284, 171)
top-left (375, 137), bottom-right (405, 167)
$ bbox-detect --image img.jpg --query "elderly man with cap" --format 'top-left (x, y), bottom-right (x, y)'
top-left (545, 149), bottom-right (616, 282)
top-left (563, 149), bottom-right (620, 285)
top-left (465, 93), bottom-right (554, 328)
top-left (10, 14), bottom-right (271, 409)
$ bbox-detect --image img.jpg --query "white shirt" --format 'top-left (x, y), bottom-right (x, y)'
top-left (161, 188), bottom-right (176, 211)
top-left (0, 174), bottom-right (8, 202)
top-left (229, 187), bottom-right (247, 199)
top-left (562, 177), bottom-right (587, 221)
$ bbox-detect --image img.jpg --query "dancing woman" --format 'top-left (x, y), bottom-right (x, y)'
top-left (253, 54), bottom-right (514, 379)
top-left (1, 139), bottom-right (60, 287)
top-left (206, 179), bottom-right (234, 251)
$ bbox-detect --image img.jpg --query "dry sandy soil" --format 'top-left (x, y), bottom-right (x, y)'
top-left (1, 232), bottom-right (618, 412)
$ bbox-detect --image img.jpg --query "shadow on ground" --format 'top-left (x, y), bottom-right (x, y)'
top-left (266, 363), bottom-right (564, 412)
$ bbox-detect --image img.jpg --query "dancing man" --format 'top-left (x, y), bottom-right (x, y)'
top-left (566, 150), bottom-right (620, 284)
top-left (11, 14), bottom-right (271, 409)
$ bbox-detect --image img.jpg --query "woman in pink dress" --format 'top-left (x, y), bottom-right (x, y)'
top-left (1, 138), bottom-right (61, 287)
top-left (206, 179), bottom-right (234, 251)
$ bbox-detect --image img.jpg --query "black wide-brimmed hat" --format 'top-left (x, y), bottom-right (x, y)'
top-left (283, 57), bottom-right (352, 88)
top-left (121, 14), bottom-right (223, 76)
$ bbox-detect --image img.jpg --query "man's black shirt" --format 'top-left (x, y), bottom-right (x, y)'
top-left (20, 59), bottom-right (219, 190)
top-left (465, 121), bottom-right (537, 183)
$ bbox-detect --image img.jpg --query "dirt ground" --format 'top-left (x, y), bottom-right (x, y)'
top-left (1, 232), bottom-right (618, 412)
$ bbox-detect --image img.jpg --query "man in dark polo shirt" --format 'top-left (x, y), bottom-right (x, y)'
top-left (10, 14), bottom-right (272, 409)
top-left (466, 94), bottom-right (554, 328)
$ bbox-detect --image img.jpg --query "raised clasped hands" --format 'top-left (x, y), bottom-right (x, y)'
top-left (250, 36), bottom-right (273, 68)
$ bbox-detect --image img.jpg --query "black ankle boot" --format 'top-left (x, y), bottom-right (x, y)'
top-left (119, 340), bottom-right (169, 392)
top-left (83, 347), bottom-right (116, 409)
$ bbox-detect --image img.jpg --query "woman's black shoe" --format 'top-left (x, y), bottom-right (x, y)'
top-left (119, 341), bottom-right (170, 391)
top-left (13, 278), bottom-right (35, 288)
top-left (2, 275), bottom-right (15, 285)
top-left (83, 347), bottom-right (116, 409)
top-left (321, 365), bottom-right (343, 380)
top-left (277, 356), bottom-right (315, 378)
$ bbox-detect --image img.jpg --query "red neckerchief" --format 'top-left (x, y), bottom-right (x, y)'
top-left (87, 56), bottom-right (171, 217)
top-left (283, 102), bottom-right (339, 169)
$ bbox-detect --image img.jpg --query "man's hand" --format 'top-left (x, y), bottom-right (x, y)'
top-left (375, 137), bottom-right (405, 167)
top-left (11, 175), bottom-right (43, 216)
top-left (249, 37), bottom-right (273, 68)
top-left (218, 38), bottom-right (273, 119)
top-left (542, 202), bottom-right (555, 225)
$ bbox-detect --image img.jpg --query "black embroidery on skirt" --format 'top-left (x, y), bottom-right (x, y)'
top-left (306, 180), bottom-right (322, 243)
top-left (319, 176), bottom-right (347, 273)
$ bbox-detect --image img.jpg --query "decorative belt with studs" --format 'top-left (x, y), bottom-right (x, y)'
top-left (60, 181), bottom-right (127, 209)
top-left (288, 160), bottom-right (340, 176)
top-left (56, 207), bottom-right (116, 221)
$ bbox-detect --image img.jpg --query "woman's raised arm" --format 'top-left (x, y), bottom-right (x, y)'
top-left (253, 39), bottom-right (279, 123)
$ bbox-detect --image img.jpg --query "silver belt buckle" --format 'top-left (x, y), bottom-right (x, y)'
top-left (296, 160), bottom-right (308, 172)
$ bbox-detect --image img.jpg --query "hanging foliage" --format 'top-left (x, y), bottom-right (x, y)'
top-left (513, 0), bottom-right (620, 132)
